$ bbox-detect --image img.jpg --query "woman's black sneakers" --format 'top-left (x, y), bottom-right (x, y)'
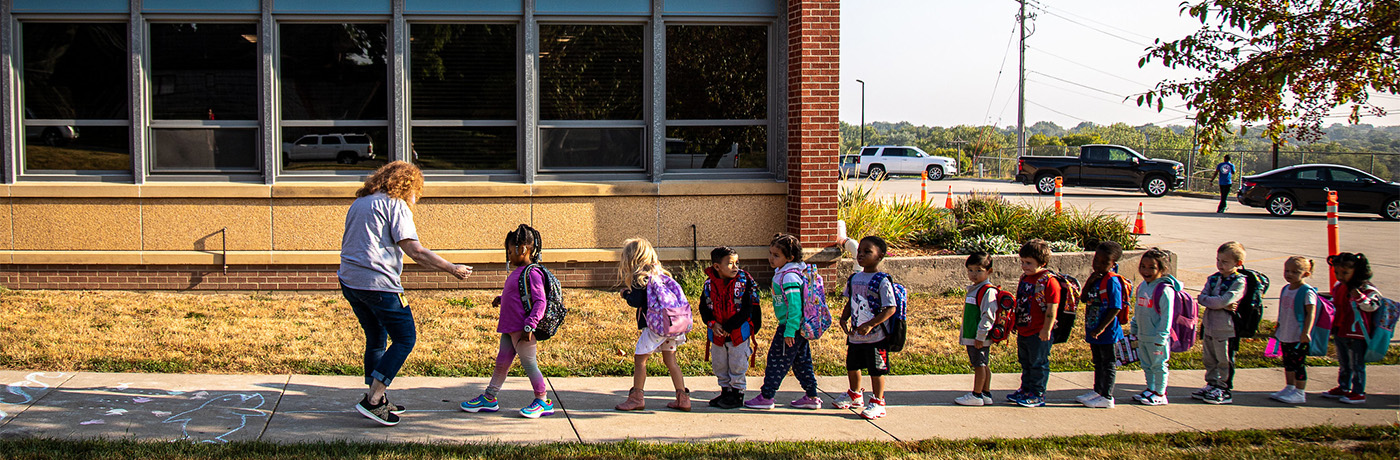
top-left (356, 393), bottom-right (400, 426)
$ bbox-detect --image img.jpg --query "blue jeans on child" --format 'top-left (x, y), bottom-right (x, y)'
top-left (342, 283), bottom-right (417, 387)
top-left (1016, 334), bottom-right (1053, 396)
top-left (1335, 337), bottom-right (1367, 393)
top-left (759, 326), bottom-right (819, 399)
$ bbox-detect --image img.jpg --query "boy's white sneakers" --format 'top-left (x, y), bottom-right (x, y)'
top-left (860, 398), bottom-right (886, 419)
top-left (1083, 395), bottom-right (1115, 408)
top-left (1276, 388), bottom-right (1307, 404)
top-left (954, 392), bottom-right (985, 406)
top-left (1075, 391), bottom-right (1101, 404)
top-left (833, 389), bottom-right (864, 409)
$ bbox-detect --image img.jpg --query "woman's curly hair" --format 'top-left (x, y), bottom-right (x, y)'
top-left (356, 161), bottom-right (424, 206)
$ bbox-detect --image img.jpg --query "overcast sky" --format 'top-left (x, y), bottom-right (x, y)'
top-left (838, 0), bottom-right (1400, 129)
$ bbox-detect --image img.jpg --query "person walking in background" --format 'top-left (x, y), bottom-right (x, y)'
top-left (1211, 155), bottom-right (1237, 213)
top-left (340, 161), bottom-right (472, 427)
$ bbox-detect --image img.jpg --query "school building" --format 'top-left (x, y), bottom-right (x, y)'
top-left (0, 0), bottom-right (840, 290)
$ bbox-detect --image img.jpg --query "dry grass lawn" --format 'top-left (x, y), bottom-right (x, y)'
top-left (0, 288), bottom-right (1391, 377)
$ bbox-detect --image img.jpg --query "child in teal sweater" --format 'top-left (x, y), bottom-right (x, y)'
top-left (744, 234), bottom-right (823, 410)
top-left (1131, 248), bottom-right (1178, 406)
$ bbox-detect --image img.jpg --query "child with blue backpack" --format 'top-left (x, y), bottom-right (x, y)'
top-left (833, 236), bottom-right (899, 420)
top-left (614, 238), bottom-right (692, 412)
top-left (1077, 241), bottom-right (1127, 409)
top-left (745, 233), bottom-right (824, 410)
top-left (1322, 252), bottom-right (1379, 405)
top-left (1131, 248), bottom-right (1179, 406)
top-left (1270, 256), bottom-right (1318, 405)
top-left (460, 225), bottom-right (554, 418)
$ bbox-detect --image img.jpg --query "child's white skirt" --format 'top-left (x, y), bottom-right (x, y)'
top-left (634, 328), bottom-right (686, 355)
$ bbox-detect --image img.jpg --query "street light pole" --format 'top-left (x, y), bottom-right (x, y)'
top-left (857, 79), bottom-right (866, 148)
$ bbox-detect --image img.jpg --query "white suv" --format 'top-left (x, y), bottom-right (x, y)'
top-left (853, 145), bottom-right (958, 180)
top-left (282, 133), bottom-right (375, 164)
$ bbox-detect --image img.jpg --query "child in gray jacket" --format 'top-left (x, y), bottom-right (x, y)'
top-left (1194, 242), bottom-right (1247, 405)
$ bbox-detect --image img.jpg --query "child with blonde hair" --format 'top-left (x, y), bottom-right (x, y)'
top-left (1194, 241), bottom-right (1248, 405)
top-left (1270, 256), bottom-right (1317, 404)
top-left (614, 238), bottom-right (692, 411)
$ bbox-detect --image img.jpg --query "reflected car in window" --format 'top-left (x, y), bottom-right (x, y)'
top-left (1237, 164), bottom-right (1399, 220)
top-left (281, 133), bottom-right (375, 164)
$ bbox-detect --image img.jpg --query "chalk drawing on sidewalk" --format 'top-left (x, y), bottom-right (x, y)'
top-left (0, 372), bottom-right (68, 422)
top-left (162, 393), bottom-right (267, 444)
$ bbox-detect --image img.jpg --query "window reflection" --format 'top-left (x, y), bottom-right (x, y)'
top-left (666, 25), bottom-right (767, 121)
top-left (150, 23), bottom-right (258, 120)
top-left (665, 126), bottom-right (767, 170)
top-left (540, 25), bottom-right (643, 121)
top-left (411, 24), bottom-right (516, 120)
top-left (24, 125), bottom-right (130, 171)
top-left (411, 127), bottom-right (517, 171)
top-left (281, 128), bottom-right (387, 171)
top-left (280, 24), bottom-right (388, 120)
top-left (152, 129), bottom-right (257, 171)
top-left (23, 23), bottom-right (128, 120)
top-left (541, 128), bottom-right (642, 169)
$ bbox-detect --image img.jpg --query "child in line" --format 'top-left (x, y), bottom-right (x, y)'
top-left (745, 234), bottom-right (823, 410)
top-left (1131, 248), bottom-right (1177, 406)
top-left (1321, 253), bottom-right (1379, 405)
top-left (1077, 241), bottom-right (1125, 409)
top-left (955, 252), bottom-right (998, 406)
top-left (1007, 239), bottom-right (1060, 408)
top-left (1270, 256), bottom-right (1317, 405)
top-left (1194, 241), bottom-right (1247, 405)
top-left (698, 246), bottom-right (761, 410)
top-left (614, 238), bottom-right (691, 412)
top-left (834, 236), bottom-right (898, 420)
top-left (460, 224), bottom-right (554, 418)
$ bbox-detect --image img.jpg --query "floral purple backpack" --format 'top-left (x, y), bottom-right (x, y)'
top-left (645, 274), bottom-right (694, 338)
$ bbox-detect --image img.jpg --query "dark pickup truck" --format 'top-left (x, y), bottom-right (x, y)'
top-left (1014, 144), bottom-right (1186, 197)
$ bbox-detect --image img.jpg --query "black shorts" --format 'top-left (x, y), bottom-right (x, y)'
top-left (846, 341), bottom-right (891, 376)
top-left (966, 345), bottom-right (991, 368)
top-left (1281, 341), bottom-right (1308, 380)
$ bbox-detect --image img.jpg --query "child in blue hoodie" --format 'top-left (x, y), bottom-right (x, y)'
top-left (1131, 248), bottom-right (1178, 406)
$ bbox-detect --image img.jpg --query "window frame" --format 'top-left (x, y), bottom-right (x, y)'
top-left (405, 19), bottom-right (523, 179)
top-left (17, 18), bottom-right (134, 179)
top-left (144, 18), bottom-right (263, 178)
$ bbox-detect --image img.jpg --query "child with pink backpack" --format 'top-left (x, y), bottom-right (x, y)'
top-left (614, 238), bottom-right (693, 412)
top-left (1130, 248), bottom-right (1187, 406)
top-left (1269, 256), bottom-right (1321, 404)
top-left (745, 233), bottom-right (827, 410)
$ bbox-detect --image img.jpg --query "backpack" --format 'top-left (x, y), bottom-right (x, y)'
top-left (1297, 286), bottom-right (1334, 356)
top-left (1153, 276), bottom-right (1198, 353)
top-left (1232, 267), bottom-right (1270, 338)
top-left (645, 274), bottom-right (694, 338)
top-left (1048, 271), bottom-right (1082, 344)
top-left (519, 264), bottom-right (568, 341)
top-left (847, 272), bottom-right (909, 352)
top-left (1096, 272), bottom-right (1134, 326)
top-left (980, 284), bottom-right (1019, 343)
top-left (779, 264), bottom-right (832, 340)
top-left (1360, 295), bottom-right (1399, 363)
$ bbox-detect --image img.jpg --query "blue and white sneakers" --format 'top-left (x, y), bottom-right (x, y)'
top-left (460, 394), bottom-right (500, 413)
top-left (520, 398), bottom-right (555, 419)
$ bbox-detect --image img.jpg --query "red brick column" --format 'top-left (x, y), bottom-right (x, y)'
top-left (787, 0), bottom-right (840, 250)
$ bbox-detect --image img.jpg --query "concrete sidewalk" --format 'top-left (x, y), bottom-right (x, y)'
top-left (0, 366), bottom-right (1394, 444)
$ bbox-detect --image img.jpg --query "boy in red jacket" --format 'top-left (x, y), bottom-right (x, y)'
top-left (698, 246), bottom-right (762, 409)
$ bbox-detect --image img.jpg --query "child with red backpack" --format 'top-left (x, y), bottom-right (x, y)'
top-left (1130, 248), bottom-right (1181, 406)
top-left (1077, 241), bottom-right (1128, 409)
top-left (955, 252), bottom-right (1005, 407)
top-left (1007, 239), bottom-right (1061, 408)
top-left (745, 233), bottom-right (824, 410)
top-left (833, 236), bottom-right (899, 420)
top-left (698, 246), bottom-right (761, 410)
top-left (1270, 256), bottom-right (1318, 405)
top-left (614, 238), bottom-right (693, 412)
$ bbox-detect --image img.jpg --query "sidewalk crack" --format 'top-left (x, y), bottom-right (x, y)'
top-left (817, 386), bottom-right (902, 442)
top-left (547, 377), bottom-right (583, 443)
top-left (255, 374), bottom-right (293, 441)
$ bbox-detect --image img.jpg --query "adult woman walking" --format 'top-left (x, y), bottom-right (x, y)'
top-left (339, 161), bottom-right (472, 426)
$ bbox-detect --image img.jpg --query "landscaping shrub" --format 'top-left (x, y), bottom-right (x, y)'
top-left (839, 181), bottom-right (949, 248)
top-left (1049, 240), bottom-right (1083, 252)
top-left (954, 234), bottom-right (1019, 255)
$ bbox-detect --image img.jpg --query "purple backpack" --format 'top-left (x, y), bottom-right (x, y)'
top-left (645, 274), bottom-right (693, 338)
top-left (777, 264), bottom-right (831, 340)
top-left (1153, 276), bottom-right (1198, 353)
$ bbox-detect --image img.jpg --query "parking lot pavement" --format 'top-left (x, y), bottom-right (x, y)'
top-left (854, 177), bottom-right (1399, 317)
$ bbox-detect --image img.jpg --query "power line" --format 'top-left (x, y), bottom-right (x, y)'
top-left (983, 20), bottom-right (1023, 124)
top-left (1029, 70), bottom-right (1194, 115)
top-left (1027, 45), bottom-right (1156, 88)
top-left (1026, 78), bottom-right (1186, 117)
top-left (1028, 0), bottom-right (1157, 42)
top-left (1025, 98), bottom-right (1089, 124)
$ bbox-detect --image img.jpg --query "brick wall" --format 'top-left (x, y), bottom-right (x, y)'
top-left (786, 0), bottom-right (840, 251)
top-left (0, 262), bottom-right (778, 291)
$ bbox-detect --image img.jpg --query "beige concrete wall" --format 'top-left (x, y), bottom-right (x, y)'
top-left (0, 181), bottom-right (788, 264)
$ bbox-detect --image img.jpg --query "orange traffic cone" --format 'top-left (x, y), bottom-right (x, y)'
top-left (1132, 202), bottom-right (1149, 235)
top-left (945, 186), bottom-right (955, 209)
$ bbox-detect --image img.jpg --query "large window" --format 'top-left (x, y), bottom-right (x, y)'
top-left (539, 24), bottom-right (644, 171)
top-left (21, 23), bottom-right (130, 173)
top-left (149, 23), bottom-right (259, 173)
top-left (410, 24), bottom-right (518, 172)
top-left (279, 23), bottom-right (388, 172)
top-left (665, 25), bottom-right (767, 171)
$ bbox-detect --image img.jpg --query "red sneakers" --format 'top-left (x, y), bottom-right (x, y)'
top-left (1320, 387), bottom-right (1348, 399)
top-left (1340, 392), bottom-right (1366, 404)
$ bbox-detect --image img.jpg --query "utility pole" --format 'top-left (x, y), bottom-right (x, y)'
top-left (857, 79), bottom-right (866, 149)
top-left (1017, 0), bottom-right (1028, 157)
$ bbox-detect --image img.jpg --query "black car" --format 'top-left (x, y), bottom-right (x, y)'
top-left (1237, 164), bottom-right (1400, 220)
